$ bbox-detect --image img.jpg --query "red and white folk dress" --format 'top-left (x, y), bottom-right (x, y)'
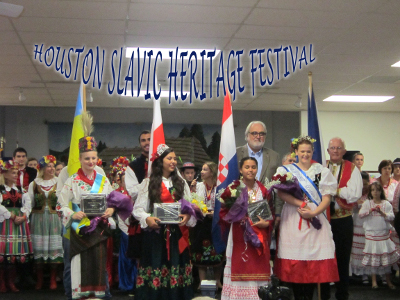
top-left (274, 163), bottom-right (339, 283)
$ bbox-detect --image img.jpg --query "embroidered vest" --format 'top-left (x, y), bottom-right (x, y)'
top-left (32, 182), bottom-right (58, 214)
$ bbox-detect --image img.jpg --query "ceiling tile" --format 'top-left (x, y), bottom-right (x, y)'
top-left (129, 3), bottom-right (251, 24)
top-left (14, 17), bottom-right (126, 35)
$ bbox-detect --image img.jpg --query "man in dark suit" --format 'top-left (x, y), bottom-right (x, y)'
top-left (236, 121), bottom-right (280, 183)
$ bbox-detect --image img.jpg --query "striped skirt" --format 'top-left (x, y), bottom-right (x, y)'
top-left (0, 207), bottom-right (33, 264)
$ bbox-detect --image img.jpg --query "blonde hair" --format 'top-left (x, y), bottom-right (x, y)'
top-left (203, 161), bottom-right (218, 184)
top-left (37, 168), bottom-right (44, 179)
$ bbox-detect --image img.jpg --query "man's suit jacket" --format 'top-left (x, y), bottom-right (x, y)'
top-left (236, 144), bottom-right (280, 183)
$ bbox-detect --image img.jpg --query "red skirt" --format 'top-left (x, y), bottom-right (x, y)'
top-left (274, 257), bottom-right (339, 283)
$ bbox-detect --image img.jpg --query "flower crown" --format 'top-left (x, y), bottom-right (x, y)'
top-left (290, 136), bottom-right (316, 158)
top-left (110, 156), bottom-right (130, 174)
top-left (38, 155), bottom-right (57, 169)
top-left (0, 159), bottom-right (18, 173)
top-left (150, 144), bottom-right (170, 162)
top-left (112, 156), bottom-right (129, 168)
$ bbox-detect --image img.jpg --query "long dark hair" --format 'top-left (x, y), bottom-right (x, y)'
top-left (367, 181), bottom-right (386, 200)
top-left (148, 148), bottom-right (185, 211)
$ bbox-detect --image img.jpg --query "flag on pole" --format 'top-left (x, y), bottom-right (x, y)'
top-left (212, 89), bottom-right (239, 253)
top-left (67, 81), bottom-right (86, 176)
top-left (147, 97), bottom-right (165, 176)
top-left (307, 73), bottom-right (326, 167)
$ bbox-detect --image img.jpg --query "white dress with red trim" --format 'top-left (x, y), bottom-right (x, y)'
top-left (350, 194), bottom-right (368, 275)
top-left (275, 163), bottom-right (339, 283)
top-left (359, 200), bottom-right (400, 275)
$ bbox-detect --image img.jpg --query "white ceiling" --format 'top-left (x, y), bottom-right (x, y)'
top-left (1, 0), bottom-right (400, 112)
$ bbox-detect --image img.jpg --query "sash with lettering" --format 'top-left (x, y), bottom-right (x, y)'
top-left (283, 164), bottom-right (326, 219)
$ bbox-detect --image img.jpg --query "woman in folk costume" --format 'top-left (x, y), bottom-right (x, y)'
top-left (273, 136), bottom-right (339, 300)
top-left (132, 144), bottom-right (197, 300)
top-left (23, 155), bottom-right (63, 290)
top-left (0, 159), bottom-right (33, 292)
top-left (220, 157), bottom-right (274, 300)
top-left (57, 112), bottom-right (133, 300)
top-left (191, 161), bottom-right (224, 290)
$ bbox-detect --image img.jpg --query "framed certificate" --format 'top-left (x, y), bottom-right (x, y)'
top-left (247, 199), bottom-right (273, 224)
top-left (80, 194), bottom-right (107, 216)
top-left (153, 203), bottom-right (181, 224)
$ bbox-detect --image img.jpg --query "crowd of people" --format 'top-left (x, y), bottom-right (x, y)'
top-left (0, 118), bottom-right (400, 300)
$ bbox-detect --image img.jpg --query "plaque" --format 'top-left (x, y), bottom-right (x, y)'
top-left (80, 194), bottom-right (107, 216)
top-left (153, 203), bottom-right (181, 224)
top-left (247, 199), bottom-right (273, 224)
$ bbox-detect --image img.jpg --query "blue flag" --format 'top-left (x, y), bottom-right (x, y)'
top-left (307, 85), bottom-right (326, 166)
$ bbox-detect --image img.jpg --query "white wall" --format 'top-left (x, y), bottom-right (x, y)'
top-left (0, 106), bottom-right (300, 161)
top-left (301, 111), bottom-right (400, 172)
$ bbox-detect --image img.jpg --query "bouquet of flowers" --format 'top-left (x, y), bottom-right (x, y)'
top-left (190, 192), bottom-right (209, 215)
top-left (268, 171), bottom-right (321, 230)
top-left (219, 180), bottom-right (245, 210)
top-left (218, 180), bottom-right (262, 248)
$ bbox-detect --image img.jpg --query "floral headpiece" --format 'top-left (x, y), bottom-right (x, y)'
top-left (290, 135), bottom-right (316, 158)
top-left (96, 158), bottom-right (103, 167)
top-left (112, 156), bottom-right (129, 168)
top-left (150, 144), bottom-right (170, 162)
top-left (78, 136), bottom-right (98, 153)
top-left (0, 159), bottom-right (18, 173)
top-left (38, 155), bottom-right (57, 169)
top-left (110, 156), bottom-right (129, 174)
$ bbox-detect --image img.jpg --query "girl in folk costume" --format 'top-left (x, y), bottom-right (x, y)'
top-left (350, 171), bottom-right (370, 284)
top-left (220, 157), bottom-right (273, 300)
top-left (132, 144), bottom-right (197, 300)
top-left (57, 112), bottom-right (133, 300)
top-left (359, 182), bottom-right (400, 289)
top-left (113, 158), bottom-right (138, 292)
top-left (273, 136), bottom-right (339, 300)
top-left (105, 156), bottom-right (131, 289)
top-left (0, 159), bottom-right (33, 292)
top-left (191, 161), bottom-right (224, 290)
top-left (23, 155), bottom-right (63, 290)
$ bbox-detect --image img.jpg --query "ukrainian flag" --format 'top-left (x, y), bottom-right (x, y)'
top-left (67, 81), bottom-right (85, 176)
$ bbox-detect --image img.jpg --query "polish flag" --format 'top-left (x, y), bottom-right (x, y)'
top-left (212, 89), bottom-right (239, 253)
top-left (148, 98), bottom-right (165, 176)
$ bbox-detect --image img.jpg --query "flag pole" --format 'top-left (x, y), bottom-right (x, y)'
top-left (309, 70), bottom-right (322, 300)
top-left (82, 83), bottom-right (87, 112)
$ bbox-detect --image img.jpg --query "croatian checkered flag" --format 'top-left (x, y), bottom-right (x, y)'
top-left (212, 89), bottom-right (239, 253)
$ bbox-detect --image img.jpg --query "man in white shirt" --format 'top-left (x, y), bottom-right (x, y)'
top-left (321, 137), bottom-right (362, 300)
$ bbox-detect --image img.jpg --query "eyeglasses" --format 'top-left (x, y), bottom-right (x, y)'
top-left (249, 131), bottom-right (266, 137)
top-left (329, 147), bottom-right (343, 151)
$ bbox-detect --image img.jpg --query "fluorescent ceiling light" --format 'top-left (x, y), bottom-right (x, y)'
top-left (123, 90), bottom-right (190, 98)
top-left (323, 95), bottom-right (394, 103)
top-left (391, 60), bottom-right (400, 67)
top-left (125, 47), bottom-right (220, 59)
